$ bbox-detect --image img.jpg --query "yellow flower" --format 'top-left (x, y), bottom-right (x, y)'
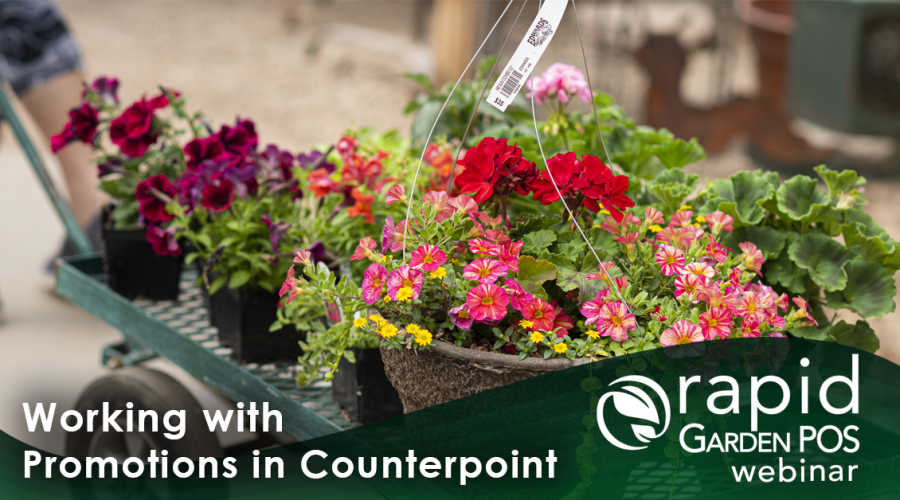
top-left (529, 331), bottom-right (545, 344)
top-left (406, 323), bottom-right (421, 335)
top-left (592, 224), bottom-right (602, 229)
top-left (599, 209), bottom-right (611, 215)
top-left (429, 267), bottom-right (447, 280)
top-left (649, 224), bottom-right (663, 233)
top-left (396, 287), bottom-right (414, 302)
top-left (353, 318), bottom-right (368, 328)
top-left (383, 295), bottom-right (392, 304)
top-left (379, 256), bottom-right (388, 263)
top-left (677, 205), bottom-right (692, 212)
top-left (414, 329), bottom-right (433, 346)
top-left (369, 314), bottom-right (386, 324)
top-left (585, 330), bottom-right (600, 339)
top-left (379, 323), bottom-right (399, 339)
top-left (696, 215), bottom-right (706, 223)
top-left (691, 223), bottom-right (701, 228)
top-left (519, 320), bottom-right (534, 329)
top-left (554, 342), bottom-right (568, 354)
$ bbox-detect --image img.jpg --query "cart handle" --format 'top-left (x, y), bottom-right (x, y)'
top-left (0, 84), bottom-right (94, 255)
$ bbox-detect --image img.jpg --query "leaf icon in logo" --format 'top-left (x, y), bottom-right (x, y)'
top-left (597, 376), bottom-right (671, 451)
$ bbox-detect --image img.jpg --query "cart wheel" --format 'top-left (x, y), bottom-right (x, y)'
top-left (66, 367), bottom-right (223, 460)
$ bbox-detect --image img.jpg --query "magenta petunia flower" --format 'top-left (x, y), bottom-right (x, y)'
top-left (550, 300), bottom-right (574, 338)
top-left (465, 283), bottom-right (510, 322)
top-left (580, 289), bottom-right (613, 325)
top-left (499, 241), bottom-right (523, 273)
top-left (351, 237), bottom-right (378, 261)
top-left (595, 302), bottom-right (637, 342)
top-left (674, 273), bottom-right (703, 300)
top-left (699, 307), bottom-right (733, 340)
top-left (522, 298), bottom-right (557, 331)
top-left (381, 217), bottom-right (412, 253)
top-left (468, 238), bottom-right (501, 257)
top-left (449, 305), bottom-right (474, 331)
top-left (504, 279), bottom-right (534, 311)
top-left (735, 291), bottom-right (765, 322)
top-left (656, 245), bottom-right (685, 276)
top-left (279, 266), bottom-right (300, 305)
top-left (410, 245), bottom-right (447, 271)
top-left (706, 236), bottom-right (729, 263)
top-left (386, 265), bottom-right (424, 301)
top-left (660, 320), bottom-right (704, 346)
top-left (463, 258), bottom-right (509, 284)
top-left (145, 225), bottom-right (181, 258)
top-left (361, 264), bottom-right (388, 304)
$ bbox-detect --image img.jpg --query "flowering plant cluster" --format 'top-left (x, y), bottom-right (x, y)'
top-left (51, 77), bottom-right (197, 253)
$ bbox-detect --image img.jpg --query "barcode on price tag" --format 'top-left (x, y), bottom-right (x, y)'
top-left (487, 0), bottom-right (569, 112)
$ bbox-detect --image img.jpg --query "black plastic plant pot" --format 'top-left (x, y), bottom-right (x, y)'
top-left (332, 347), bottom-right (404, 424)
top-left (102, 213), bottom-right (183, 301)
top-left (209, 287), bottom-right (305, 363)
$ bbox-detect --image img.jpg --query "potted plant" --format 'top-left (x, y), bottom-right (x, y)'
top-left (51, 78), bottom-right (198, 300)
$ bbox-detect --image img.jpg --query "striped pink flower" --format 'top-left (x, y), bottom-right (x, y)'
top-left (660, 320), bottom-right (704, 346)
top-left (463, 258), bottom-right (509, 284)
top-left (656, 245), bottom-right (685, 276)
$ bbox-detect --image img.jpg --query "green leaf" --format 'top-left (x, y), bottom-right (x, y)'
top-left (228, 270), bottom-right (251, 289)
top-left (651, 138), bottom-right (706, 169)
top-left (722, 226), bottom-right (786, 258)
top-left (829, 320), bottom-right (880, 353)
top-left (559, 240), bottom-right (588, 262)
top-left (209, 275), bottom-right (228, 295)
top-left (764, 252), bottom-right (809, 294)
top-left (787, 233), bottom-right (853, 292)
top-left (522, 229), bottom-right (557, 255)
top-left (516, 256), bottom-right (557, 300)
top-left (401, 73), bottom-right (436, 94)
top-left (556, 258), bottom-right (606, 303)
top-left (830, 257), bottom-right (896, 318)
top-left (776, 175), bottom-right (830, 221)
top-left (790, 325), bottom-right (831, 341)
top-left (705, 171), bottom-right (773, 227)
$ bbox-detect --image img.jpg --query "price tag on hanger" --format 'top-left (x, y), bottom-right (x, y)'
top-left (486, 0), bottom-right (569, 112)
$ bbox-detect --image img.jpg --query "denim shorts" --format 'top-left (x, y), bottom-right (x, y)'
top-left (0, 0), bottom-right (81, 95)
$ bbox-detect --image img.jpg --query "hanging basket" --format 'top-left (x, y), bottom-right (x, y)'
top-left (380, 334), bottom-right (590, 413)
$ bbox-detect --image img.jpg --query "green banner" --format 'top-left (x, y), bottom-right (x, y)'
top-left (3, 339), bottom-right (899, 499)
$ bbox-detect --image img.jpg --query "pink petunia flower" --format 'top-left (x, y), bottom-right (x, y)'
top-left (706, 235), bottom-right (729, 263)
top-left (674, 273), bottom-right (704, 300)
top-left (448, 194), bottom-right (479, 217)
top-left (468, 238), bottom-right (501, 257)
top-left (386, 265), bottom-right (424, 301)
top-left (361, 264), bottom-right (388, 304)
top-left (522, 298), bottom-right (557, 331)
top-left (381, 217), bottom-right (412, 253)
top-left (550, 300), bottom-right (574, 338)
top-left (660, 320), bottom-right (704, 346)
top-left (705, 211), bottom-right (734, 233)
top-left (670, 210), bottom-right (693, 228)
top-left (465, 283), bottom-right (510, 322)
top-left (684, 262), bottom-right (715, 284)
top-left (656, 245), bottom-right (686, 276)
top-left (580, 289), bottom-right (614, 325)
top-left (449, 305), bottom-right (474, 330)
top-left (697, 284), bottom-right (740, 312)
top-left (644, 207), bottom-right (665, 227)
top-left (586, 261), bottom-right (617, 281)
top-left (463, 258), bottom-right (509, 284)
top-left (656, 226), bottom-right (696, 248)
top-left (791, 296), bottom-right (818, 327)
top-left (504, 279), bottom-right (534, 311)
top-left (614, 233), bottom-right (641, 253)
top-left (739, 242), bottom-right (765, 274)
top-left (410, 244), bottom-right (447, 271)
top-left (595, 302), bottom-right (637, 342)
top-left (740, 317), bottom-right (761, 338)
top-left (423, 191), bottom-right (455, 222)
top-left (499, 240), bottom-right (523, 273)
top-left (699, 307), bottom-right (733, 340)
top-left (735, 291), bottom-right (765, 322)
top-left (728, 268), bottom-right (743, 290)
top-left (351, 236), bottom-right (378, 261)
top-left (385, 184), bottom-right (407, 206)
top-left (279, 266), bottom-right (300, 305)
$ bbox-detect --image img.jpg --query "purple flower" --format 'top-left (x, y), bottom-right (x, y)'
top-left (221, 162), bottom-right (259, 199)
top-left (89, 76), bottom-right (119, 105)
top-left (449, 305), bottom-right (474, 331)
top-left (262, 144), bottom-right (296, 182)
top-left (305, 240), bottom-right (327, 265)
top-left (261, 214), bottom-right (290, 255)
top-left (145, 224), bottom-right (181, 257)
top-left (298, 150), bottom-right (335, 174)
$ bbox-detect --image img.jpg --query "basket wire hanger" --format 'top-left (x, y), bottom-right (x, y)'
top-left (400, 0), bottom-right (641, 336)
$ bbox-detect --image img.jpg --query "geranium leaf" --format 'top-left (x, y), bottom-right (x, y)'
top-left (705, 171), bottom-right (772, 227)
top-left (556, 257), bottom-right (607, 303)
top-left (516, 256), bottom-right (557, 300)
top-left (522, 229), bottom-right (557, 255)
top-left (790, 325), bottom-right (832, 341)
top-left (776, 175), bottom-right (830, 221)
top-left (833, 257), bottom-right (896, 318)
top-left (650, 138), bottom-right (706, 169)
top-left (559, 241), bottom-right (588, 263)
top-left (787, 233), bottom-right (853, 292)
top-left (722, 226), bottom-right (786, 258)
top-left (829, 320), bottom-right (880, 353)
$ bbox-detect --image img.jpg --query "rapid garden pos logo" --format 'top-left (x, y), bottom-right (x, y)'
top-left (596, 376), bottom-right (670, 451)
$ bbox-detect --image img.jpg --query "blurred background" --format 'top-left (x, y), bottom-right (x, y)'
top-left (1, 0), bottom-right (899, 454)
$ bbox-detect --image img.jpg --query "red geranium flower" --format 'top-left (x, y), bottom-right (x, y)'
top-left (135, 174), bottom-right (177, 222)
top-left (531, 152), bottom-right (581, 205)
top-left (454, 137), bottom-right (536, 202)
top-left (532, 152), bottom-right (634, 222)
top-left (201, 178), bottom-right (235, 212)
top-left (109, 96), bottom-right (166, 158)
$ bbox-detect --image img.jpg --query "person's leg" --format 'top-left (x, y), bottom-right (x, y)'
top-left (18, 71), bottom-right (104, 229)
